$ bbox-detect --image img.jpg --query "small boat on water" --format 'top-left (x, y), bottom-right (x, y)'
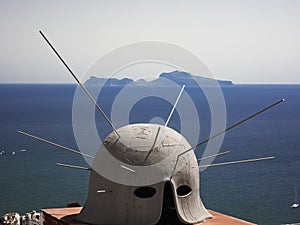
top-left (290, 187), bottom-right (299, 209)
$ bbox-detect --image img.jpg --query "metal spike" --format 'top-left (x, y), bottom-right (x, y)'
top-left (199, 156), bottom-right (275, 168)
top-left (56, 162), bottom-right (91, 170)
top-left (165, 85), bottom-right (185, 127)
top-left (39, 30), bottom-right (120, 138)
top-left (197, 151), bottom-right (230, 162)
top-left (18, 130), bottom-right (94, 159)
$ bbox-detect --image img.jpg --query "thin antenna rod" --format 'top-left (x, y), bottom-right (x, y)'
top-left (197, 151), bottom-right (230, 162)
top-left (171, 99), bottom-right (284, 178)
top-left (18, 130), bottom-right (94, 159)
top-left (142, 85), bottom-right (185, 163)
top-left (142, 126), bottom-right (161, 164)
top-left (39, 31), bottom-right (120, 138)
top-left (198, 156), bottom-right (274, 168)
top-left (165, 85), bottom-right (185, 127)
top-left (56, 163), bottom-right (91, 170)
top-left (191, 99), bottom-right (285, 152)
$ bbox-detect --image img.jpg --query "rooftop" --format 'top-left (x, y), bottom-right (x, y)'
top-left (41, 207), bottom-right (256, 225)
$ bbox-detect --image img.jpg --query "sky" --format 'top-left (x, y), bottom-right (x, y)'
top-left (0, 0), bottom-right (299, 84)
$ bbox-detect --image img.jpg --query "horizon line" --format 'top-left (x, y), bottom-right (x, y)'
top-left (0, 82), bottom-right (300, 85)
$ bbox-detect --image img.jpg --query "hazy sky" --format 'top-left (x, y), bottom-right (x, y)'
top-left (0, 0), bottom-right (299, 84)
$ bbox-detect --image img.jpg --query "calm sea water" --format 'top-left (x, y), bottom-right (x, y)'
top-left (0, 84), bottom-right (299, 225)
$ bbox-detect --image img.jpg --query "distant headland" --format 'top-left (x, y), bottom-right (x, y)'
top-left (85, 70), bottom-right (234, 87)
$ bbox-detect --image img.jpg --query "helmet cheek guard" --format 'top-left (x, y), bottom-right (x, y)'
top-left (171, 151), bottom-right (212, 223)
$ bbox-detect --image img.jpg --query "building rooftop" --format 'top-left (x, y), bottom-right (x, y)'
top-left (41, 207), bottom-right (256, 225)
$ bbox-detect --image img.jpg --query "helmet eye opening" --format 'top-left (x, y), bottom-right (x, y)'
top-left (176, 185), bottom-right (192, 197)
top-left (134, 187), bottom-right (157, 198)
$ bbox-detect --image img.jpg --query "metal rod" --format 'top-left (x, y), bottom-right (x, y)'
top-left (56, 163), bottom-right (91, 170)
top-left (171, 99), bottom-right (284, 178)
top-left (18, 130), bottom-right (94, 159)
top-left (180, 99), bottom-right (284, 158)
top-left (192, 99), bottom-right (285, 152)
top-left (165, 85), bottom-right (185, 127)
top-left (197, 151), bottom-right (230, 162)
top-left (142, 126), bottom-right (161, 164)
top-left (198, 156), bottom-right (275, 168)
top-left (39, 30), bottom-right (120, 138)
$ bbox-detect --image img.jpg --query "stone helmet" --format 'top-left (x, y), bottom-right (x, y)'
top-left (78, 123), bottom-right (212, 225)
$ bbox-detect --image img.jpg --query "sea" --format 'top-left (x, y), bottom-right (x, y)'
top-left (0, 84), bottom-right (299, 225)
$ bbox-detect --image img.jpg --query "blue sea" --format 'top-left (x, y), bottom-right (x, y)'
top-left (0, 84), bottom-right (299, 225)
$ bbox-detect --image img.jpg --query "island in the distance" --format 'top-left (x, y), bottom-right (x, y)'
top-left (85, 70), bottom-right (234, 87)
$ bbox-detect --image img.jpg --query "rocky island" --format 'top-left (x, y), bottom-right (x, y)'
top-left (85, 70), bottom-right (234, 87)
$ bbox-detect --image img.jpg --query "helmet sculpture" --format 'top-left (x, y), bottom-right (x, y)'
top-left (78, 124), bottom-right (212, 224)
